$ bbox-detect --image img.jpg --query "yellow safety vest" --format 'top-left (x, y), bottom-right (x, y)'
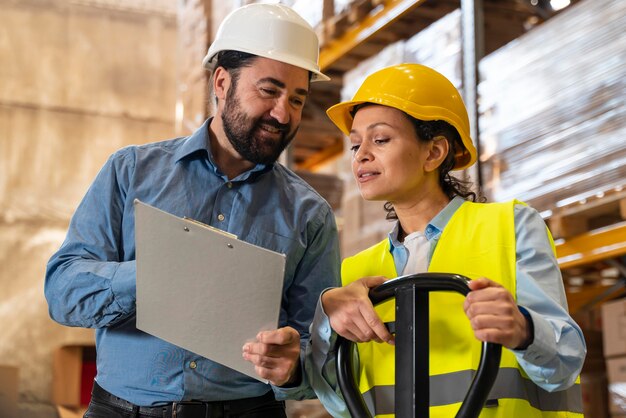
top-left (341, 200), bottom-right (582, 417)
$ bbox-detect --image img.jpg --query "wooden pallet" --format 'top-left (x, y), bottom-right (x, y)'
top-left (322, 0), bottom-right (384, 44)
top-left (547, 188), bottom-right (626, 239)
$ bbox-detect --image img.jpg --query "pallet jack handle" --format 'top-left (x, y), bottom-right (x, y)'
top-left (336, 273), bottom-right (502, 418)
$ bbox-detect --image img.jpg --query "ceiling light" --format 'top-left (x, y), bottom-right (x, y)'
top-left (550, 0), bottom-right (571, 10)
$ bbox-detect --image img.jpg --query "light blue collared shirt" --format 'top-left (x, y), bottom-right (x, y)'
top-left (306, 196), bottom-right (586, 417)
top-left (45, 119), bottom-right (341, 405)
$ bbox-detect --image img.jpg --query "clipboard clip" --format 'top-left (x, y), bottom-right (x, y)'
top-left (182, 216), bottom-right (238, 240)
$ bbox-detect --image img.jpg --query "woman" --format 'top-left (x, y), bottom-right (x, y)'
top-left (305, 64), bottom-right (585, 417)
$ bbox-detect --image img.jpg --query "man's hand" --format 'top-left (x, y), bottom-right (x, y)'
top-left (464, 277), bottom-right (533, 350)
top-left (322, 276), bottom-right (394, 345)
top-left (242, 326), bottom-right (301, 387)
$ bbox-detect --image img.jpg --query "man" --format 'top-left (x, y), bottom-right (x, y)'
top-left (45, 4), bottom-right (340, 418)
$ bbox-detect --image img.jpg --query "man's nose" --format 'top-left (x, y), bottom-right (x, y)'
top-left (269, 97), bottom-right (290, 125)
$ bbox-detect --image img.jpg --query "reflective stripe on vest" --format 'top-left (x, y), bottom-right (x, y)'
top-left (361, 368), bottom-right (583, 415)
top-left (341, 200), bottom-right (582, 417)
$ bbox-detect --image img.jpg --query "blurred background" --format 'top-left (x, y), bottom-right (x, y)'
top-left (0, 0), bottom-right (624, 417)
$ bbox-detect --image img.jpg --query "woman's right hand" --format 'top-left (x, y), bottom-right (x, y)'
top-left (321, 276), bottom-right (394, 345)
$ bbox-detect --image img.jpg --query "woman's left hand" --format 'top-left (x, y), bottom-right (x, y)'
top-left (463, 277), bottom-right (533, 350)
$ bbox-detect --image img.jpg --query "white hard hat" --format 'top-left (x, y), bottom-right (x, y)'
top-left (202, 3), bottom-right (329, 82)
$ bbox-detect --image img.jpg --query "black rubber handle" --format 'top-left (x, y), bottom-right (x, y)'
top-left (336, 273), bottom-right (502, 418)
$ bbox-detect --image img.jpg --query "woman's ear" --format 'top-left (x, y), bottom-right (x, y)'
top-left (212, 67), bottom-right (231, 101)
top-left (424, 135), bottom-right (450, 172)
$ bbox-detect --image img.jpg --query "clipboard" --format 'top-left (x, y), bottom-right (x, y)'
top-left (134, 199), bottom-right (286, 381)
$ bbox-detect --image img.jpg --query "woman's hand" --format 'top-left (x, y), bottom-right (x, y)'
top-left (322, 276), bottom-right (394, 345)
top-left (464, 277), bottom-right (533, 350)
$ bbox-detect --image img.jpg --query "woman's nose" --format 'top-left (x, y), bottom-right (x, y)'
top-left (354, 143), bottom-right (372, 162)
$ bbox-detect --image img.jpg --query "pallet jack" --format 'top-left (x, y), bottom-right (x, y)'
top-left (336, 273), bottom-right (502, 417)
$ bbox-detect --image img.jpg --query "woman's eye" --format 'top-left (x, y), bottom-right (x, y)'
top-left (374, 138), bottom-right (390, 145)
top-left (350, 144), bottom-right (360, 152)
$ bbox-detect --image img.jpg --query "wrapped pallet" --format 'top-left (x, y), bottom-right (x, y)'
top-left (403, 9), bottom-right (462, 88)
top-left (291, 0), bottom-right (324, 29)
top-left (479, 0), bottom-right (626, 226)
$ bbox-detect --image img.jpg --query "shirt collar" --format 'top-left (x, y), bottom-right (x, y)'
top-left (174, 118), bottom-right (273, 181)
top-left (174, 118), bottom-right (212, 163)
top-left (388, 195), bottom-right (467, 250)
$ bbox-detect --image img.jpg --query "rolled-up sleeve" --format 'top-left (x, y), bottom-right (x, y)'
top-left (513, 204), bottom-right (587, 391)
top-left (272, 207), bottom-right (341, 400)
top-left (45, 151), bottom-right (136, 328)
top-left (304, 295), bottom-right (350, 417)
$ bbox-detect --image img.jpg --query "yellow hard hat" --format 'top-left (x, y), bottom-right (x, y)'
top-left (203, 3), bottom-right (329, 82)
top-left (326, 64), bottom-right (476, 170)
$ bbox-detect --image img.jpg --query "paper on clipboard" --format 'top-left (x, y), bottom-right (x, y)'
top-left (134, 199), bottom-right (286, 381)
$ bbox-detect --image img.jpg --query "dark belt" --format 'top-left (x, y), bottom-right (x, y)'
top-left (91, 381), bottom-right (283, 418)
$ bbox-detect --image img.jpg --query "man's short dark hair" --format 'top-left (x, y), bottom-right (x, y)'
top-left (214, 50), bottom-right (258, 86)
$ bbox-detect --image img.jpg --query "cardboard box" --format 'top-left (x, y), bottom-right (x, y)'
top-left (607, 356), bottom-right (626, 413)
top-left (52, 345), bottom-right (96, 407)
top-left (0, 365), bottom-right (18, 418)
top-left (583, 329), bottom-right (606, 372)
top-left (57, 405), bottom-right (88, 418)
top-left (603, 299), bottom-right (626, 358)
top-left (581, 370), bottom-right (609, 418)
top-left (573, 306), bottom-right (604, 333)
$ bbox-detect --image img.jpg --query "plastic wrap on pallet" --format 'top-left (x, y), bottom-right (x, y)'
top-left (341, 40), bottom-right (406, 101)
top-left (609, 381), bottom-right (626, 413)
top-left (478, 0), bottom-right (626, 213)
top-left (245, 1), bottom-right (322, 36)
top-left (607, 356), bottom-right (626, 414)
top-left (291, 0), bottom-right (324, 29)
top-left (403, 9), bottom-right (462, 88)
top-left (341, 8), bottom-right (462, 101)
top-left (334, 0), bottom-right (356, 15)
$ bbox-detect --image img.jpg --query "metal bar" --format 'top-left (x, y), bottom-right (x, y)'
top-left (461, 0), bottom-right (484, 191)
top-left (319, 0), bottom-right (425, 70)
top-left (395, 286), bottom-right (429, 417)
top-left (556, 222), bottom-right (626, 269)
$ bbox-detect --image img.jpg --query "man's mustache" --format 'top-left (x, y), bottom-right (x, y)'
top-left (257, 117), bottom-right (290, 134)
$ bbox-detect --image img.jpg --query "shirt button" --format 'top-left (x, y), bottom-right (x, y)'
top-left (217, 214), bottom-right (225, 221)
top-left (189, 361), bottom-right (197, 369)
top-left (226, 182), bottom-right (233, 189)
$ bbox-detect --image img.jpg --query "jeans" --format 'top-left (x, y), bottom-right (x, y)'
top-left (84, 382), bottom-right (287, 418)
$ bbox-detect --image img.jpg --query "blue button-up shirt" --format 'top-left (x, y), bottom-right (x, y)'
top-left (306, 196), bottom-right (586, 417)
top-left (45, 119), bottom-right (341, 405)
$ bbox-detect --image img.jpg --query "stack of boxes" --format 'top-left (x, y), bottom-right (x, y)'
top-left (603, 299), bottom-right (626, 417)
top-left (478, 0), bottom-right (626, 217)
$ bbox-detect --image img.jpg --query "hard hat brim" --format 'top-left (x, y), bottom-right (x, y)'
top-left (203, 51), bottom-right (329, 82)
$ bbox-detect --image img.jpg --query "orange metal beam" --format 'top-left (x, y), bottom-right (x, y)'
top-left (556, 222), bottom-right (626, 269)
top-left (319, 0), bottom-right (425, 70)
top-left (296, 140), bottom-right (344, 171)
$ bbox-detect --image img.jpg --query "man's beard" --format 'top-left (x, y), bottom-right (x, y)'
top-left (221, 85), bottom-right (298, 165)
